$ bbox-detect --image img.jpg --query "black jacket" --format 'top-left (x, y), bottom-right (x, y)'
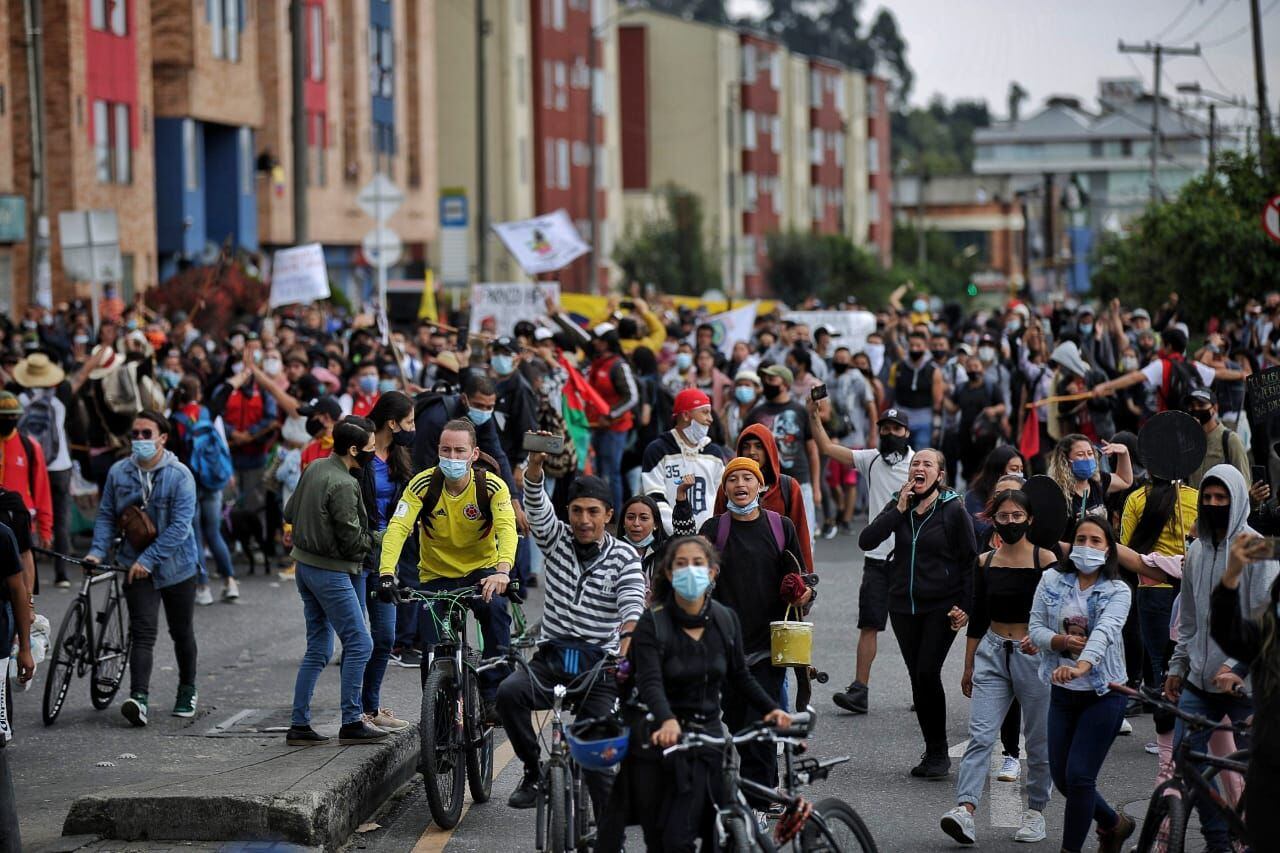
top-left (859, 491), bottom-right (977, 616)
top-left (495, 371), bottom-right (539, 467)
top-left (411, 392), bottom-right (515, 491)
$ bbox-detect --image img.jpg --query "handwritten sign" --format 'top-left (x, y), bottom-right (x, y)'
top-left (1247, 366), bottom-right (1280, 428)
top-left (269, 244), bottom-right (330, 308)
top-left (468, 283), bottom-right (561, 336)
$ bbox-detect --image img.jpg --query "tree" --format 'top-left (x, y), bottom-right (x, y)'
top-left (1091, 142), bottom-right (1280, 325)
top-left (891, 222), bottom-right (983, 302)
top-left (646, 0), bottom-right (727, 23)
top-left (612, 184), bottom-right (721, 297)
top-left (892, 95), bottom-right (991, 175)
top-left (765, 231), bottom-right (900, 307)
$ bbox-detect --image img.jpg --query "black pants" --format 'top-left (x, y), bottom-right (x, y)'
top-left (1002, 700), bottom-right (1021, 758)
top-left (49, 468), bottom-right (72, 582)
top-left (125, 575), bottom-right (198, 696)
top-left (722, 657), bottom-right (786, 804)
top-left (890, 608), bottom-right (959, 755)
top-left (0, 747), bottom-right (19, 853)
top-left (495, 651), bottom-right (617, 813)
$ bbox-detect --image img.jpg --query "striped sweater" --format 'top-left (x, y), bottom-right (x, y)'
top-left (523, 475), bottom-right (646, 652)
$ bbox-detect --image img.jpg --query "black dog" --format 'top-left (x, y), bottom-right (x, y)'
top-left (226, 507), bottom-right (270, 575)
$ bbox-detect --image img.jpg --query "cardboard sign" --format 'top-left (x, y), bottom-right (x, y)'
top-left (269, 244), bottom-right (330, 308)
top-left (468, 283), bottom-right (561, 336)
top-left (1246, 366), bottom-right (1280, 428)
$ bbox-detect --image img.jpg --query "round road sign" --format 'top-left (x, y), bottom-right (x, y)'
top-left (1264, 194), bottom-right (1280, 245)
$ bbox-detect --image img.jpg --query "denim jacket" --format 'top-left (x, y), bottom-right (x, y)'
top-left (89, 450), bottom-right (199, 589)
top-left (1029, 568), bottom-right (1131, 695)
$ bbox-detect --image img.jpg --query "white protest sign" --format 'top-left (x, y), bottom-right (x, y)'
top-left (269, 243), bottom-right (330, 308)
top-left (686, 302), bottom-right (759, 357)
top-left (492, 210), bottom-right (590, 275)
top-left (782, 310), bottom-right (877, 353)
top-left (469, 282), bottom-right (562, 336)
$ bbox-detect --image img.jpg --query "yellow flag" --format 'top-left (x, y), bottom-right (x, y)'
top-left (418, 268), bottom-right (438, 322)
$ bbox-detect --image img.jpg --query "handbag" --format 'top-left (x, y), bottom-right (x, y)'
top-left (118, 504), bottom-right (158, 552)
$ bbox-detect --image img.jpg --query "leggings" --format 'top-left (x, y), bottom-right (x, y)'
top-left (125, 575), bottom-right (199, 696)
top-left (889, 608), bottom-right (959, 755)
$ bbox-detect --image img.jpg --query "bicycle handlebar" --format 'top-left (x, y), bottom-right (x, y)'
top-left (34, 547), bottom-right (129, 574)
top-left (396, 579), bottom-right (522, 605)
top-left (1108, 682), bottom-right (1251, 733)
top-left (662, 715), bottom-right (812, 757)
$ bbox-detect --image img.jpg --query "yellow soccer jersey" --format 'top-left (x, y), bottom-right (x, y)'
top-left (379, 467), bottom-right (518, 581)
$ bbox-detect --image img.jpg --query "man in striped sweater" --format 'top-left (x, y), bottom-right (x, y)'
top-left (498, 442), bottom-right (646, 813)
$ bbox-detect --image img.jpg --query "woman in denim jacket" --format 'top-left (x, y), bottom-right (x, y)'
top-left (86, 410), bottom-right (200, 728)
top-left (1027, 516), bottom-right (1133, 853)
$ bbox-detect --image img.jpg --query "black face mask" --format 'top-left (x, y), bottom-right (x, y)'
top-left (993, 520), bottom-right (1029, 544)
top-left (833, 362), bottom-right (851, 375)
top-left (355, 449), bottom-right (375, 469)
top-left (392, 428), bottom-right (416, 448)
top-left (909, 350), bottom-right (927, 363)
top-left (932, 350), bottom-right (948, 362)
top-left (911, 477), bottom-right (941, 504)
top-left (573, 539), bottom-right (601, 565)
top-left (879, 434), bottom-right (909, 460)
top-left (1201, 503), bottom-right (1230, 532)
top-left (1189, 408), bottom-right (1213, 425)
top-left (761, 383), bottom-right (783, 401)
top-left (305, 416), bottom-right (324, 437)
top-left (0, 417), bottom-right (17, 438)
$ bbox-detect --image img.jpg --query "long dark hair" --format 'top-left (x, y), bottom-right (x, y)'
top-left (1065, 515), bottom-right (1120, 580)
top-left (1126, 477), bottom-right (1179, 554)
top-left (618, 494), bottom-right (666, 550)
top-left (970, 445), bottom-right (1025, 501)
top-left (367, 391), bottom-right (414, 483)
top-left (650, 535), bottom-right (719, 603)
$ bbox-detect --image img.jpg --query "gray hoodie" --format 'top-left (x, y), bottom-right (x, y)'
top-left (1168, 463), bottom-right (1280, 692)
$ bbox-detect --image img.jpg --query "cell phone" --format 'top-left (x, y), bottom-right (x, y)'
top-left (1261, 537), bottom-right (1280, 560)
top-left (810, 384), bottom-right (828, 402)
top-left (619, 299), bottom-right (635, 311)
top-left (1252, 464), bottom-right (1268, 486)
top-left (522, 432), bottom-right (565, 455)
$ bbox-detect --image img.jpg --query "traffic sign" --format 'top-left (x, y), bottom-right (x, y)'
top-left (362, 226), bottom-right (403, 269)
top-left (357, 173), bottom-right (404, 223)
top-left (1263, 195), bottom-right (1280, 246)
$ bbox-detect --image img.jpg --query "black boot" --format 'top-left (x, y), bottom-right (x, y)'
top-left (909, 750), bottom-right (951, 779)
top-left (507, 766), bottom-right (541, 809)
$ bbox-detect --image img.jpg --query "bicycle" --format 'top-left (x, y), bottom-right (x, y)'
top-left (510, 594), bottom-right (540, 662)
top-left (398, 581), bottom-right (515, 829)
top-left (663, 710), bottom-right (879, 852)
top-left (36, 549), bottom-right (131, 726)
top-left (1110, 682), bottom-right (1251, 853)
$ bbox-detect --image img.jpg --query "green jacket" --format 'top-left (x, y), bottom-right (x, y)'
top-left (284, 453), bottom-right (375, 573)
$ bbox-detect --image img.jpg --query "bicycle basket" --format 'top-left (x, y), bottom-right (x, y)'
top-left (566, 718), bottom-right (630, 770)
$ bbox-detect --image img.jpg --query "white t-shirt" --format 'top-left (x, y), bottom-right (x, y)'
top-left (1059, 579), bottom-right (1094, 692)
top-left (1140, 359), bottom-right (1215, 392)
top-left (852, 447), bottom-right (914, 561)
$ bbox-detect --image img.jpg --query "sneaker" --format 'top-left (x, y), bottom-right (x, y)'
top-left (54, 578), bottom-right (72, 589)
top-left (1013, 809), bottom-right (1046, 843)
top-left (1118, 718), bottom-right (1133, 736)
top-left (222, 578), bottom-right (240, 601)
top-left (832, 681), bottom-right (869, 714)
top-left (1145, 741), bottom-right (1160, 755)
top-left (368, 708), bottom-right (410, 731)
top-left (507, 767), bottom-right (541, 809)
top-left (338, 720), bottom-right (389, 743)
top-left (390, 648), bottom-right (422, 668)
top-left (821, 524), bottom-right (838, 540)
top-left (911, 752), bottom-right (951, 779)
top-left (840, 521), bottom-right (857, 536)
top-left (285, 725), bottom-right (329, 746)
top-left (1096, 812), bottom-right (1135, 853)
top-left (939, 806), bottom-right (977, 845)
top-left (121, 694), bottom-right (148, 727)
top-left (194, 585), bottom-right (215, 606)
top-left (277, 565), bottom-right (296, 580)
top-left (172, 684), bottom-right (198, 718)
top-left (997, 755), bottom-right (1021, 782)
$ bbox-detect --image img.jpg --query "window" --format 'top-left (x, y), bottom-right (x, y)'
top-left (867, 137), bottom-right (879, 174)
top-left (742, 235), bottom-right (757, 275)
top-left (744, 173), bottom-right (757, 212)
top-left (811, 189), bottom-right (823, 222)
top-left (742, 110), bottom-right (756, 151)
top-left (370, 25), bottom-right (394, 99)
top-left (517, 58), bottom-right (526, 106)
top-left (772, 179), bottom-right (784, 214)
top-left (554, 62), bottom-right (567, 111)
top-left (1120, 139), bottom-right (1133, 157)
top-left (595, 145), bottom-right (607, 189)
top-left (835, 132), bottom-right (845, 166)
top-left (239, 127), bottom-right (253, 196)
top-left (741, 43), bottom-right (756, 83)
top-left (572, 141), bottom-right (588, 167)
top-left (592, 68), bottom-right (605, 116)
top-left (810, 69), bottom-right (821, 107)
top-left (556, 138), bottom-right (569, 189)
top-left (810, 128), bottom-right (822, 165)
top-left (309, 5), bottom-right (324, 80)
top-left (867, 189), bottom-right (880, 223)
top-left (183, 119), bottom-right (197, 191)
top-left (224, 0), bottom-right (239, 61)
top-left (591, 0), bottom-right (606, 28)
top-left (210, 0), bottom-right (223, 56)
top-left (769, 53), bottom-right (781, 90)
top-left (866, 83), bottom-right (879, 116)
top-left (91, 0), bottom-right (107, 30)
top-left (544, 138), bottom-right (555, 188)
top-left (551, 0), bottom-right (565, 31)
top-left (94, 100), bottom-right (131, 184)
top-left (771, 115), bottom-right (782, 154)
top-left (542, 60), bottom-right (553, 108)
top-left (309, 112), bottom-right (327, 186)
top-left (91, 0), bottom-right (129, 34)
top-left (833, 75), bottom-right (845, 112)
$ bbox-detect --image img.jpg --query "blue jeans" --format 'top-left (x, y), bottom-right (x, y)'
top-left (1047, 686), bottom-right (1127, 852)
top-left (902, 405), bottom-right (933, 451)
top-left (592, 429), bottom-right (627, 513)
top-left (195, 489), bottom-right (235, 584)
top-left (351, 571), bottom-right (395, 715)
top-left (292, 562), bottom-right (372, 727)
top-left (393, 559), bottom-right (421, 651)
top-left (1174, 686), bottom-right (1253, 851)
top-left (417, 569), bottom-right (511, 701)
top-left (1137, 586), bottom-right (1175, 687)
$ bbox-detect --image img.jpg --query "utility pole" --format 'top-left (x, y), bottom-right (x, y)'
top-left (726, 81), bottom-right (738, 302)
top-left (915, 166), bottom-right (929, 268)
top-left (1208, 102), bottom-right (1217, 176)
top-left (586, 24), bottom-right (600, 294)
top-left (289, 0), bottom-right (308, 243)
top-left (1118, 40), bottom-right (1200, 203)
top-left (476, 0), bottom-right (489, 282)
top-left (1249, 0), bottom-right (1272, 173)
top-left (23, 0), bottom-right (48, 307)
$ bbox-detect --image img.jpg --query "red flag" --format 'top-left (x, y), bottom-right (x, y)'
top-left (559, 355), bottom-right (610, 421)
top-left (1019, 405), bottom-right (1041, 459)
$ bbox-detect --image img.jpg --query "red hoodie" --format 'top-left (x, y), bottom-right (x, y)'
top-left (713, 423), bottom-right (813, 572)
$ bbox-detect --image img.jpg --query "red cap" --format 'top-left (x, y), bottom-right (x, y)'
top-left (673, 388), bottom-right (712, 416)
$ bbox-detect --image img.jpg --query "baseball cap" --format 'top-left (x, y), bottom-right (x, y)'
top-left (568, 475), bottom-right (614, 509)
top-left (1184, 388), bottom-right (1215, 406)
top-left (733, 369), bottom-right (762, 386)
top-left (492, 336), bottom-right (518, 354)
top-left (533, 327), bottom-right (555, 342)
top-left (298, 395), bottom-right (343, 420)
top-left (877, 408), bottom-right (909, 429)
top-left (673, 388), bottom-right (712, 416)
top-left (760, 364), bottom-right (794, 386)
top-left (1131, 308), bottom-right (1151, 321)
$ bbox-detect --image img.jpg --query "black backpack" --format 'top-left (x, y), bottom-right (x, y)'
top-left (1160, 356), bottom-right (1205, 412)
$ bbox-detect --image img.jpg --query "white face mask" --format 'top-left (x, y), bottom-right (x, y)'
top-left (682, 419), bottom-right (709, 444)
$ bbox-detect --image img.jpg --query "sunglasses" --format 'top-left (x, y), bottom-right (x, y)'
top-left (131, 429), bottom-right (158, 440)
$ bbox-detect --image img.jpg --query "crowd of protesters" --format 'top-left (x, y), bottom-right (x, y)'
top-left (0, 284), bottom-right (1279, 853)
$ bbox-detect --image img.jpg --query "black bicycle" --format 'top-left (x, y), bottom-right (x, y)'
top-left (37, 549), bottom-right (131, 726)
top-left (1111, 683), bottom-right (1250, 853)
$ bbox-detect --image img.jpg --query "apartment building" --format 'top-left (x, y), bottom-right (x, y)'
top-left (865, 74), bottom-right (893, 266)
top-left (0, 0), bottom-right (17, 313)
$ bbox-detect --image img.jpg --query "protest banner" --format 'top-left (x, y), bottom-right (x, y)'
top-left (469, 282), bottom-right (562, 336)
top-left (686, 302), bottom-right (759, 357)
top-left (781, 310), bottom-right (876, 353)
top-left (492, 210), bottom-right (589, 275)
top-left (1246, 366), bottom-right (1280, 428)
top-left (269, 243), bottom-right (329, 308)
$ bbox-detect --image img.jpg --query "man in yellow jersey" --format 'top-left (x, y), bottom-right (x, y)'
top-left (378, 418), bottom-right (517, 715)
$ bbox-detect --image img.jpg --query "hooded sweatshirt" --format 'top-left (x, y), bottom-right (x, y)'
top-left (712, 423), bottom-right (813, 571)
top-left (640, 428), bottom-right (729, 535)
top-left (1169, 463), bottom-right (1280, 693)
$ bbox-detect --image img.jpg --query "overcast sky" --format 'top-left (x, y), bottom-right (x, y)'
top-left (728, 0), bottom-right (1277, 124)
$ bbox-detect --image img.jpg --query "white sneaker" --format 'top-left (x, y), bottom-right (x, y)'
top-left (194, 586), bottom-right (214, 606)
top-left (998, 755), bottom-right (1021, 782)
top-left (1013, 809), bottom-right (1046, 843)
top-left (1145, 740), bottom-right (1160, 755)
top-left (1118, 718), bottom-right (1133, 735)
top-left (369, 708), bottom-right (410, 731)
top-left (940, 806), bottom-right (977, 845)
top-left (222, 578), bottom-right (240, 601)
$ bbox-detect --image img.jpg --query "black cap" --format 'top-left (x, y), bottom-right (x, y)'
top-left (567, 475), bottom-right (613, 509)
top-left (1184, 387), bottom-right (1215, 406)
top-left (877, 408), bottom-right (910, 429)
top-left (492, 336), bottom-right (518, 354)
top-left (298, 395), bottom-right (343, 420)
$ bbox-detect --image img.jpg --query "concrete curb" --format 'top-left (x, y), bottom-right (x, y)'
top-left (62, 728), bottom-right (420, 850)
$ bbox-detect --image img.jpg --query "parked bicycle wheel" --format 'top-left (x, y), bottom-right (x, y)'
top-left (547, 763), bottom-right (570, 853)
top-left (463, 669), bottom-right (493, 803)
top-left (89, 593), bottom-right (129, 710)
top-left (420, 666), bottom-right (466, 828)
top-left (1134, 782), bottom-right (1186, 853)
top-left (42, 598), bottom-right (88, 726)
top-left (802, 797), bottom-right (879, 852)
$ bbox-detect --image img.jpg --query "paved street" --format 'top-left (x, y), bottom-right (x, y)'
top-left (14, 531), bottom-right (1169, 852)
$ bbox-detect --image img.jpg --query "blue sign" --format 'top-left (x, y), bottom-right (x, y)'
top-left (440, 194), bottom-right (468, 228)
top-left (0, 196), bottom-right (26, 243)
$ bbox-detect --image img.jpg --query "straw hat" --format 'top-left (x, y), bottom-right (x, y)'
top-left (13, 353), bottom-right (66, 388)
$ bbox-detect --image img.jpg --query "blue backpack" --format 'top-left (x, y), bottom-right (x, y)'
top-left (174, 409), bottom-right (234, 492)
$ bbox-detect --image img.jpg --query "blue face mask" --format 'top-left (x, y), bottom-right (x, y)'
top-left (735, 386), bottom-right (757, 404)
top-left (672, 565), bottom-right (712, 600)
top-left (1079, 323), bottom-right (1094, 336)
top-left (675, 353), bottom-right (693, 371)
top-left (438, 457), bottom-right (470, 480)
top-left (631, 532), bottom-right (654, 548)
top-left (912, 299), bottom-right (928, 313)
top-left (1070, 458), bottom-right (1097, 481)
top-left (358, 375), bottom-right (379, 395)
top-left (492, 354), bottom-right (515, 376)
top-left (378, 378), bottom-right (397, 393)
top-left (1071, 545), bottom-right (1107, 575)
top-left (468, 407), bottom-right (492, 426)
top-left (727, 497), bottom-right (760, 516)
top-left (131, 440), bottom-right (158, 463)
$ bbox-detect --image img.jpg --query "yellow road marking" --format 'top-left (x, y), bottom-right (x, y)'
top-left (411, 738), bottom-right (517, 853)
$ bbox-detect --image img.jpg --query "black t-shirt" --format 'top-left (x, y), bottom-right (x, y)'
top-left (744, 400), bottom-right (813, 484)
top-left (0, 522), bottom-right (22, 603)
top-left (0, 490), bottom-right (32, 556)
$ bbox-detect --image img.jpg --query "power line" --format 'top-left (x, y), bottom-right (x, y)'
top-left (1199, 0), bottom-right (1279, 46)
top-left (1155, 0), bottom-right (1200, 41)
top-left (1199, 52), bottom-right (1234, 92)
top-left (1176, 0), bottom-right (1233, 42)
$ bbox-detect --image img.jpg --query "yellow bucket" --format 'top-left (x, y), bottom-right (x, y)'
top-left (770, 605), bottom-right (813, 667)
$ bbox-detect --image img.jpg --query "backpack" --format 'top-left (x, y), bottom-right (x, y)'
top-left (1160, 356), bottom-right (1205, 412)
top-left (416, 466), bottom-right (495, 539)
top-left (19, 393), bottom-right (59, 463)
top-left (647, 599), bottom-right (736, 660)
top-left (173, 409), bottom-right (234, 492)
top-left (101, 364), bottom-right (142, 415)
top-left (713, 507), bottom-right (786, 553)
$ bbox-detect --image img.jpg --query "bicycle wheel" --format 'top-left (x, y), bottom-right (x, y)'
top-left (42, 598), bottom-right (89, 726)
top-left (723, 811), bottom-right (758, 853)
top-left (90, 592), bottom-right (130, 710)
top-left (572, 769), bottom-right (593, 851)
top-left (801, 797), bottom-right (879, 852)
top-left (463, 670), bottom-right (493, 803)
top-left (420, 666), bottom-right (466, 829)
top-left (1134, 783), bottom-right (1186, 853)
top-left (547, 763), bottom-right (569, 853)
